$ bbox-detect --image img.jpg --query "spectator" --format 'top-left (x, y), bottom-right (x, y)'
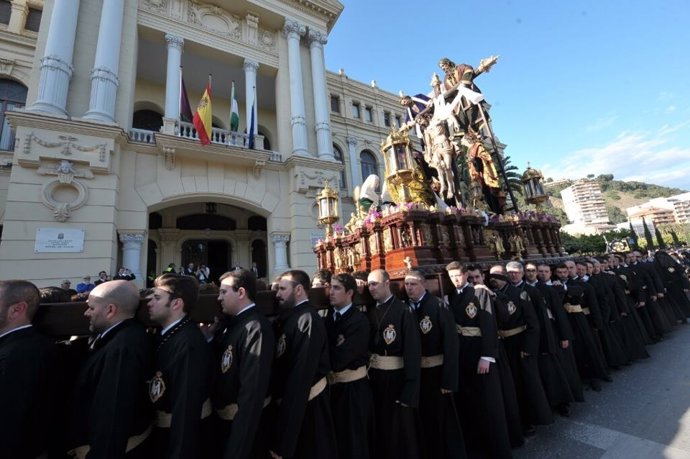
top-left (75, 276), bottom-right (95, 294)
top-left (196, 264), bottom-right (210, 285)
top-left (61, 279), bottom-right (77, 296)
top-left (164, 263), bottom-right (177, 274)
top-left (94, 271), bottom-right (110, 286)
top-left (113, 267), bottom-right (136, 281)
top-left (183, 262), bottom-right (196, 276)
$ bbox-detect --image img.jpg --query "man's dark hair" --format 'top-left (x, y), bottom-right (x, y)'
top-left (0, 280), bottom-right (41, 319)
top-left (446, 261), bottom-right (472, 273)
top-left (555, 263), bottom-right (568, 270)
top-left (154, 273), bottom-right (199, 313)
top-left (281, 270), bottom-right (311, 292)
top-left (332, 273), bottom-right (357, 296)
top-left (313, 269), bottom-right (332, 285)
top-left (219, 269), bottom-right (257, 302)
top-left (352, 271), bottom-right (369, 282)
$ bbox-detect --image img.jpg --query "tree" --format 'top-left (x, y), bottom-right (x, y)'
top-left (628, 221), bottom-right (639, 249)
top-left (607, 205), bottom-right (627, 224)
top-left (642, 217), bottom-right (655, 250)
top-left (654, 226), bottom-right (667, 249)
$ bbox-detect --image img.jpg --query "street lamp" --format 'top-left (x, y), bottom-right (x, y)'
top-left (316, 179), bottom-right (340, 238)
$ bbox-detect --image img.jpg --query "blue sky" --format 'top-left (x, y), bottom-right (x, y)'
top-left (324, 0), bottom-right (690, 190)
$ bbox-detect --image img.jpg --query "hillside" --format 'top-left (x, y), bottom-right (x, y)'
top-left (541, 174), bottom-right (687, 225)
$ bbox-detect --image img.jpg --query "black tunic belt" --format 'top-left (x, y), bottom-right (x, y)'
top-left (497, 325), bottom-right (527, 339)
top-left (154, 399), bottom-right (213, 428)
top-left (564, 303), bottom-right (583, 313)
top-left (455, 325), bottom-right (482, 336)
top-left (327, 366), bottom-right (367, 384)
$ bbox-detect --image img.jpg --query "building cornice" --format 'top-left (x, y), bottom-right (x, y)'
top-left (275, 0), bottom-right (343, 31)
top-left (6, 110), bottom-right (129, 143)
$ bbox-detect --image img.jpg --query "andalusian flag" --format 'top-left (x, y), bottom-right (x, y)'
top-left (229, 81), bottom-right (239, 132)
top-left (193, 75), bottom-right (212, 145)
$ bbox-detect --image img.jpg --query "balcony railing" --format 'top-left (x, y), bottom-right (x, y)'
top-left (128, 122), bottom-right (282, 162)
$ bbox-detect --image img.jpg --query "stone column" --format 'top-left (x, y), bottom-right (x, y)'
top-left (243, 59), bottom-right (259, 144)
top-left (163, 34), bottom-right (184, 121)
top-left (308, 29), bottom-right (333, 161)
top-left (119, 232), bottom-right (146, 288)
top-left (84, 0), bottom-right (125, 122)
top-left (8, 0), bottom-right (28, 34)
top-left (282, 19), bottom-right (308, 156)
top-left (271, 232), bottom-right (291, 274)
top-left (29, 0), bottom-right (80, 115)
top-left (346, 137), bottom-right (362, 187)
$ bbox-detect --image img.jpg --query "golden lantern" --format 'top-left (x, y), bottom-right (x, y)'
top-left (316, 179), bottom-right (340, 238)
top-left (521, 165), bottom-right (548, 208)
top-left (381, 129), bottom-right (434, 206)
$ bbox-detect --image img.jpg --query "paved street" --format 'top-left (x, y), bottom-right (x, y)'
top-left (513, 323), bottom-right (690, 458)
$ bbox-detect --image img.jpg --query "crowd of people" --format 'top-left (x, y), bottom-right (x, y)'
top-left (1, 248), bottom-right (689, 459)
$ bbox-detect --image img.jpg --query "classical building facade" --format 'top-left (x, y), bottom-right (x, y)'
top-left (0, 0), bottom-right (408, 287)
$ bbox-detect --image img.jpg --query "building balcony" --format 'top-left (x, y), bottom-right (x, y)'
top-left (128, 121), bottom-right (282, 163)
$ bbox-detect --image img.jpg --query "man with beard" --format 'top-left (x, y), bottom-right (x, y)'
top-left (270, 270), bottom-right (336, 459)
top-left (325, 273), bottom-right (373, 459)
top-left (146, 274), bottom-right (211, 459)
top-left (213, 268), bottom-right (274, 459)
top-left (366, 269), bottom-right (421, 459)
top-left (0, 280), bottom-right (59, 459)
top-left (64, 280), bottom-right (153, 459)
top-left (489, 264), bottom-right (553, 434)
top-left (446, 262), bottom-right (513, 458)
top-left (553, 263), bottom-right (609, 391)
top-left (404, 270), bottom-right (466, 459)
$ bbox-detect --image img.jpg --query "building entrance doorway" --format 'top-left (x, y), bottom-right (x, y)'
top-left (181, 239), bottom-right (231, 284)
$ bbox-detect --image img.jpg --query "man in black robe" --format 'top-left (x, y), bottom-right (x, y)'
top-left (325, 272), bottom-right (373, 459)
top-left (147, 274), bottom-right (211, 459)
top-left (519, 262), bottom-right (575, 416)
top-left (366, 268), bottom-right (421, 459)
top-left (64, 280), bottom-right (153, 459)
top-left (270, 270), bottom-right (336, 459)
top-left (213, 268), bottom-right (274, 459)
top-left (553, 264), bottom-right (609, 391)
top-left (446, 262), bottom-right (513, 458)
top-left (489, 264), bottom-right (553, 433)
top-left (0, 280), bottom-right (59, 459)
top-left (534, 263), bottom-right (584, 405)
top-left (405, 270), bottom-right (466, 459)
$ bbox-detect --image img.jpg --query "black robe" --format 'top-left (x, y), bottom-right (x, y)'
top-left (411, 292), bottom-right (466, 459)
top-left (519, 281), bottom-right (574, 408)
top-left (534, 281), bottom-right (584, 402)
top-left (494, 284), bottom-right (553, 427)
top-left (212, 306), bottom-right (274, 459)
top-left (270, 301), bottom-right (336, 459)
top-left (324, 305), bottom-right (374, 459)
top-left (448, 285), bottom-right (513, 459)
top-left (150, 317), bottom-right (210, 459)
top-left (0, 326), bottom-right (59, 459)
top-left (367, 295), bottom-right (422, 459)
top-left (556, 281), bottom-right (609, 382)
top-left (63, 318), bottom-right (153, 459)
top-left (584, 274), bottom-right (629, 368)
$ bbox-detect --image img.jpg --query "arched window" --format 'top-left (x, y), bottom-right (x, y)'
top-left (360, 150), bottom-right (377, 181)
top-left (0, 79), bottom-right (27, 151)
top-left (132, 109), bottom-right (163, 132)
top-left (333, 144), bottom-right (347, 190)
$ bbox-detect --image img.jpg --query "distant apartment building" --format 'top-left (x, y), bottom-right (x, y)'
top-left (626, 192), bottom-right (690, 226)
top-left (560, 179), bottom-right (613, 234)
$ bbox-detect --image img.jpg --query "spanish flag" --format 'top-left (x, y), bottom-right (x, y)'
top-left (193, 75), bottom-right (212, 145)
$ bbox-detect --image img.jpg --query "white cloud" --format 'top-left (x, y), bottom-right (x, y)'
top-left (666, 105), bottom-right (677, 114)
top-left (540, 131), bottom-right (690, 190)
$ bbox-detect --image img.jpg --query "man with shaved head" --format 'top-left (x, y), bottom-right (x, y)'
top-left (64, 280), bottom-right (153, 459)
top-left (0, 280), bottom-right (59, 459)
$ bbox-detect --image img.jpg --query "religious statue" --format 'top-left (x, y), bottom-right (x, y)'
top-left (487, 231), bottom-right (506, 259)
top-left (509, 234), bottom-right (526, 255)
top-left (462, 132), bottom-right (503, 214)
